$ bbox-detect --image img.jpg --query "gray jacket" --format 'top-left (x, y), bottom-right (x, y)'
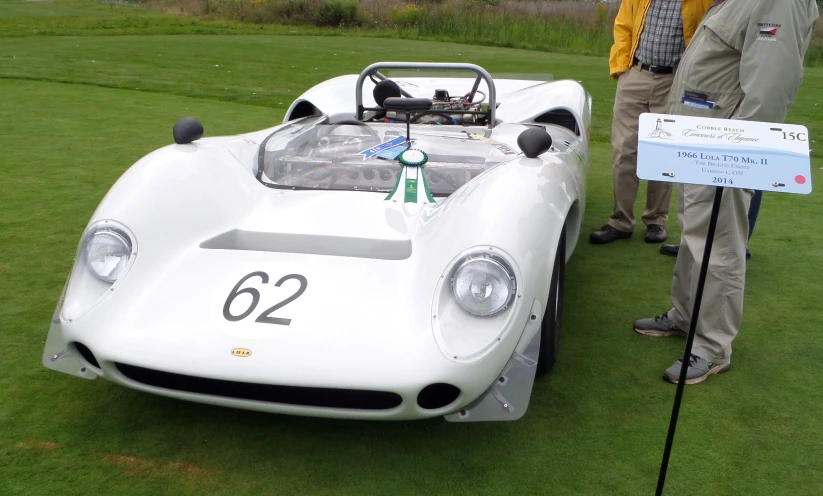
top-left (668, 0), bottom-right (819, 123)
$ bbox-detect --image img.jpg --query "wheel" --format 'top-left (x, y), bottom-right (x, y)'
top-left (537, 226), bottom-right (566, 375)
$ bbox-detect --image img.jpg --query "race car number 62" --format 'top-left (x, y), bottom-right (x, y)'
top-left (222, 272), bottom-right (307, 325)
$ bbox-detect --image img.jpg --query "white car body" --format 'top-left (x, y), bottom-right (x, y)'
top-left (43, 62), bottom-right (590, 421)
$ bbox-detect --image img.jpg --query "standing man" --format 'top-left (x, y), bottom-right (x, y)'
top-left (659, 189), bottom-right (761, 259)
top-left (634, 0), bottom-right (819, 384)
top-left (591, 0), bottom-right (713, 245)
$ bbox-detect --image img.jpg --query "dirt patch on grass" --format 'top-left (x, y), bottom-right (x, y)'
top-left (16, 440), bottom-right (60, 452)
top-left (104, 453), bottom-right (217, 480)
top-left (104, 453), bottom-right (158, 474)
top-left (167, 462), bottom-right (210, 477)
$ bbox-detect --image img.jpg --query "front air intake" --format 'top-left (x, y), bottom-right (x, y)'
top-left (72, 342), bottom-right (100, 369)
top-left (417, 383), bottom-right (461, 410)
top-left (115, 363), bottom-right (403, 410)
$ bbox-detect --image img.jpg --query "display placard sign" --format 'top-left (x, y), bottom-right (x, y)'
top-left (637, 113), bottom-right (812, 194)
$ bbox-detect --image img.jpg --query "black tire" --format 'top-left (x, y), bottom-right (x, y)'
top-left (537, 226), bottom-right (566, 375)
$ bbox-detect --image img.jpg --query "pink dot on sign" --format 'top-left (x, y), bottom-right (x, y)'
top-left (795, 175), bottom-right (807, 185)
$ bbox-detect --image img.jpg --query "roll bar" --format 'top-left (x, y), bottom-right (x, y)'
top-left (355, 62), bottom-right (497, 129)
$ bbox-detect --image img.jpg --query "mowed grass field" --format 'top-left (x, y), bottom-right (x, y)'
top-left (2, 1), bottom-right (823, 495)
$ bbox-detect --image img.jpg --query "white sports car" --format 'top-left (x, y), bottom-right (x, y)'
top-left (43, 62), bottom-right (590, 422)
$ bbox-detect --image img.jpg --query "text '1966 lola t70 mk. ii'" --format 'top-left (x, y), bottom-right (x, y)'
top-left (43, 62), bottom-right (590, 422)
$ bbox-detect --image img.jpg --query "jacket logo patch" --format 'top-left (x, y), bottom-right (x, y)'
top-left (231, 348), bottom-right (252, 357)
top-left (757, 22), bottom-right (781, 39)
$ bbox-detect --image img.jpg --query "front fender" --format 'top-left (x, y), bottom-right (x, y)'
top-left (415, 153), bottom-right (580, 297)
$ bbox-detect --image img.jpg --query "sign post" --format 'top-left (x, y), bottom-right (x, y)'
top-left (637, 113), bottom-right (812, 495)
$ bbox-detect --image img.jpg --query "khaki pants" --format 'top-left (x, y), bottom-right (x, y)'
top-left (609, 65), bottom-right (674, 232)
top-left (668, 184), bottom-right (752, 364)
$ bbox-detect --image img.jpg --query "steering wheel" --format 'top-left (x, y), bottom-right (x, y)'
top-left (307, 120), bottom-right (381, 152)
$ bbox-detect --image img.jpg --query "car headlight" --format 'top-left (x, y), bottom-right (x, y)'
top-left (60, 220), bottom-right (137, 323)
top-left (451, 254), bottom-right (516, 317)
top-left (83, 229), bottom-right (133, 283)
top-left (432, 247), bottom-right (521, 362)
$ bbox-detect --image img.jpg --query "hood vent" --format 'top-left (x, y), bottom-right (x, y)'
top-left (200, 229), bottom-right (412, 260)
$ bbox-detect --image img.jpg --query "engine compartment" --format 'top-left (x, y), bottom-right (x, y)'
top-left (258, 118), bottom-right (519, 196)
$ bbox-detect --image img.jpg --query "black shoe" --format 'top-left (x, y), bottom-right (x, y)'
top-left (660, 244), bottom-right (679, 257)
top-left (644, 224), bottom-right (667, 243)
top-left (590, 224), bottom-right (632, 244)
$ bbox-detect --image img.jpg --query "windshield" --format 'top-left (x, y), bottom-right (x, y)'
top-left (258, 118), bottom-right (517, 196)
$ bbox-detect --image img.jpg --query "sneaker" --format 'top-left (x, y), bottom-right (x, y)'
top-left (590, 224), bottom-right (632, 244)
top-left (663, 353), bottom-right (731, 384)
top-left (644, 224), bottom-right (667, 243)
top-left (633, 312), bottom-right (686, 337)
top-left (659, 244), bottom-right (679, 257)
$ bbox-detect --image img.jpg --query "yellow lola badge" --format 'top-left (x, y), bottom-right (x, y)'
top-left (231, 348), bottom-right (252, 357)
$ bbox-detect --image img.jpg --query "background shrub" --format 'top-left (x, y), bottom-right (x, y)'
top-left (132, 0), bottom-right (823, 67)
top-left (389, 5), bottom-right (426, 27)
top-left (312, 0), bottom-right (359, 27)
top-left (461, 0), bottom-right (501, 6)
top-left (273, 0), bottom-right (310, 22)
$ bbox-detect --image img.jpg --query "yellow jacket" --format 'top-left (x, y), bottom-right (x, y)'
top-left (609, 0), bottom-right (713, 79)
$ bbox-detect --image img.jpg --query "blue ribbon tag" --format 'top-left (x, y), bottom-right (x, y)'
top-left (358, 136), bottom-right (409, 160)
top-left (376, 145), bottom-right (408, 160)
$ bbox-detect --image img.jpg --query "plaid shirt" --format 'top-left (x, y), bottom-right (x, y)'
top-left (636, 0), bottom-right (686, 68)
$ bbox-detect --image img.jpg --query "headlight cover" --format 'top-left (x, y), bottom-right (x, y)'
top-left (60, 220), bottom-right (137, 323)
top-left (451, 254), bottom-right (516, 317)
top-left (432, 247), bottom-right (522, 362)
top-left (83, 228), bottom-right (133, 283)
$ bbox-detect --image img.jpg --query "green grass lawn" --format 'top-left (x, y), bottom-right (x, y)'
top-left (2, 1), bottom-right (823, 495)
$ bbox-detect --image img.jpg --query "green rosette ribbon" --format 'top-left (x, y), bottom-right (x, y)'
top-left (385, 149), bottom-right (435, 204)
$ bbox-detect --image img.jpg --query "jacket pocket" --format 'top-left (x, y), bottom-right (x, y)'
top-left (669, 100), bottom-right (738, 120)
